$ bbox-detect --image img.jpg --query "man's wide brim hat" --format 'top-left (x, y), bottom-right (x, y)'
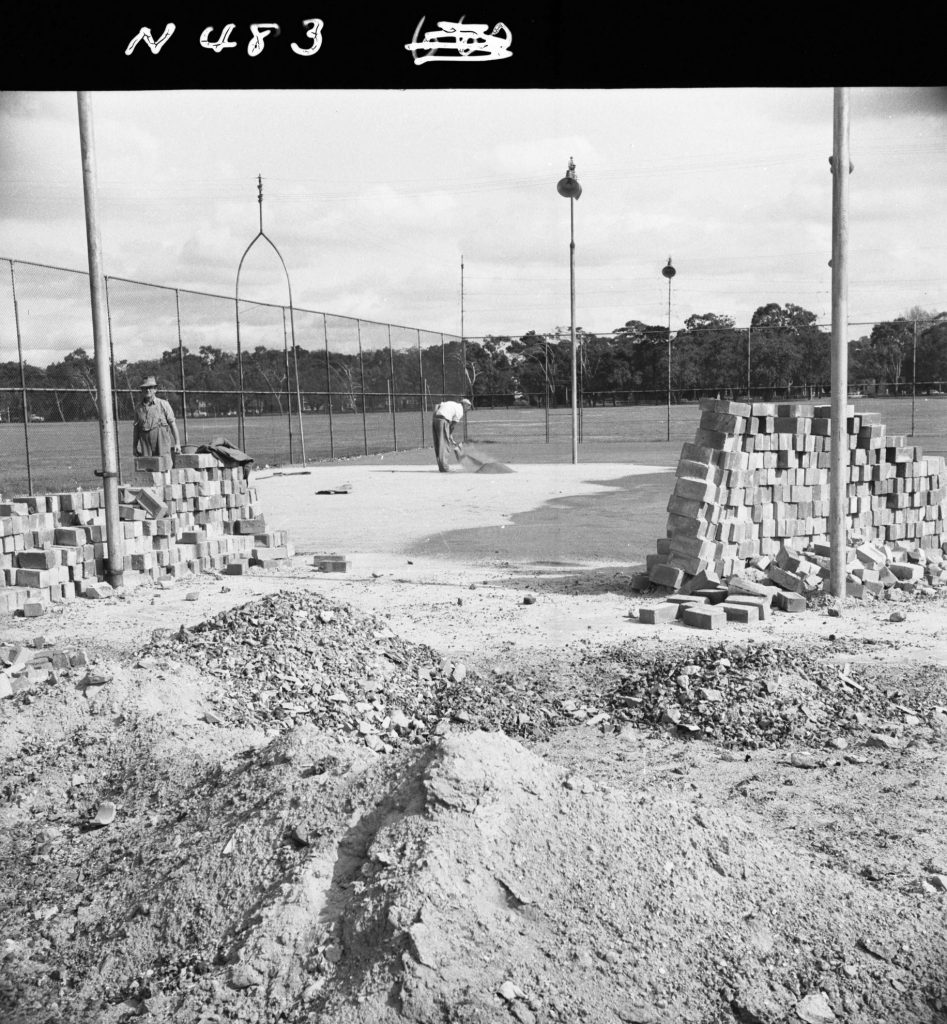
top-left (140, 377), bottom-right (158, 389)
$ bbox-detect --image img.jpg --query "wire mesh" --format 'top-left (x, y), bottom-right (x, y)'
top-left (1, 257), bottom-right (945, 493)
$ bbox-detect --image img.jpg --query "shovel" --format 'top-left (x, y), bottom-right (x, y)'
top-left (453, 442), bottom-right (514, 474)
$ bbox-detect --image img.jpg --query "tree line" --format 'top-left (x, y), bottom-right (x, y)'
top-left (1, 302), bottom-right (944, 422)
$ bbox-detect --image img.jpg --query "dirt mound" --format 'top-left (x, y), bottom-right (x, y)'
top-left (3, 590), bottom-right (947, 1024)
top-left (5, 721), bottom-right (944, 1024)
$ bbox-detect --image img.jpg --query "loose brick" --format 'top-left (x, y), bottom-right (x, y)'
top-left (17, 549), bottom-right (58, 570)
top-left (682, 606), bottom-right (726, 630)
top-left (637, 603), bottom-right (678, 624)
top-left (772, 591), bottom-right (807, 612)
top-left (721, 601), bottom-right (761, 623)
top-left (648, 563), bottom-right (685, 590)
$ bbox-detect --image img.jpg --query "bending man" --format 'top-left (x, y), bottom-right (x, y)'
top-left (431, 398), bottom-right (472, 472)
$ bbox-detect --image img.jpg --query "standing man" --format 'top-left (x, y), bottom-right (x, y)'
top-left (431, 397), bottom-right (472, 472)
top-left (133, 376), bottom-right (182, 457)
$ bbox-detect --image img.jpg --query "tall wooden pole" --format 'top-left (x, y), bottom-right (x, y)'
top-left (829, 87), bottom-right (851, 598)
top-left (77, 92), bottom-right (124, 588)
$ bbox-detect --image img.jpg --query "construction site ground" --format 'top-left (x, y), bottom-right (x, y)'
top-left (2, 448), bottom-right (947, 1024)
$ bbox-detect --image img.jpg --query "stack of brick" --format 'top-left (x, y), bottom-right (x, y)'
top-left (647, 397), bottom-right (947, 596)
top-left (0, 451), bottom-right (295, 615)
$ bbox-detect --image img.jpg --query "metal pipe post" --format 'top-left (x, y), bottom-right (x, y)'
top-left (9, 262), bottom-right (33, 493)
top-left (746, 327), bottom-right (752, 401)
top-left (911, 318), bottom-right (917, 436)
top-left (234, 302), bottom-right (246, 452)
top-left (77, 92), bottom-right (124, 587)
top-left (282, 307), bottom-right (293, 462)
top-left (387, 325), bottom-right (398, 449)
top-left (323, 313), bottom-right (335, 459)
top-left (356, 321), bottom-right (368, 455)
top-left (570, 198), bottom-right (578, 464)
top-left (175, 288), bottom-right (189, 445)
top-left (829, 87), bottom-right (852, 598)
top-left (416, 329), bottom-right (425, 443)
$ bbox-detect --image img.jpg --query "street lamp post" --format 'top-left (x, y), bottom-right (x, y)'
top-left (662, 257), bottom-right (676, 442)
top-left (557, 157), bottom-right (582, 464)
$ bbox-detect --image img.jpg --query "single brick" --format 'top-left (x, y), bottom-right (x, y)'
top-left (233, 517), bottom-right (266, 535)
top-left (721, 602), bottom-right (761, 623)
top-left (134, 455), bottom-right (173, 472)
top-left (17, 549), bottom-right (58, 570)
top-left (314, 557), bottom-right (351, 573)
top-left (23, 599), bottom-right (49, 618)
top-left (54, 527), bottom-right (89, 546)
top-left (666, 594), bottom-right (708, 606)
top-left (772, 591), bottom-right (807, 613)
top-left (647, 563), bottom-right (686, 589)
top-left (682, 606), bottom-right (726, 630)
top-left (637, 603), bottom-right (678, 625)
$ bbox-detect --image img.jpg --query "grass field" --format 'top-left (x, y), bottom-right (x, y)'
top-left (1, 396), bottom-right (944, 494)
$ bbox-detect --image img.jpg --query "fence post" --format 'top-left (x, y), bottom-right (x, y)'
top-left (578, 337), bottom-right (584, 443)
top-left (545, 337), bottom-right (550, 444)
top-left (282, 307), bottom-right (293, 463)
top-left (323, 313), bottom-right (334, 459)
top-left (9, 261), bottom-right (33, 494)
top-left (387, 325), bottom-right (398, 449)
top-left (288, 305), bottom-right (306, 465)
top-left (440, 332), bottom-right (446, 398)
top-left (746, 327), bottom-right (752, 402)
top-left (910, 318), bottom-right (917, 437)
top-left (175, 288), bottom-right (189, 446)
top-left (416, 329), bottom-right (425, 445)
top-left (234, 299), bottom-right (247, 453)
top-left (356, 320), bottom-right (368, 456)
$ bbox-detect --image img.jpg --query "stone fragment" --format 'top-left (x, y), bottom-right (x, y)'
top-left (92, 801), bottom-right (116, 826)
top-left (795, 991), bottom-right (836, 1023)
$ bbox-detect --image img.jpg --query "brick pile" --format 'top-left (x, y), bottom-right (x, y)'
top-left (643, 397), bottom-right (947, 622)
top-left (0, 638), bottom-right (89, 698)
top-left (0, 452), bottom-right (294, 616)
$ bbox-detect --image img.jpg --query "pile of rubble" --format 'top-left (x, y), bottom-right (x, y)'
top-left (139, 591), bottom-right (947, 756)
top-left (143, 591), bottom-right (566, 747)
top-left (0, 638), bottom-right (91, 699)
top-left (600, 639), bottom-right (947, 749)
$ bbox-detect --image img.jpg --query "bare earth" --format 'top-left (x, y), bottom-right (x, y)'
top-left (2, 460), bottom-right (947, 1024)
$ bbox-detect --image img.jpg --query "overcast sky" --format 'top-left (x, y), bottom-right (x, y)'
top-left (1, 87), bottom-right (945, 342)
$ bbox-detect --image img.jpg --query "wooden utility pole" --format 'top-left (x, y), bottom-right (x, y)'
top-left (77, 92), bottom-right (124, 588)
top-left (829, 88), bottom-right (851, 598)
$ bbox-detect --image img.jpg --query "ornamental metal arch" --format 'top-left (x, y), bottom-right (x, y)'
top-left (234, 175), bottom-right (307, 462)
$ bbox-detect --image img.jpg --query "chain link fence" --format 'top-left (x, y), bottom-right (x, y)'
top-left (2, 256), bottom-right (945, 492)
top-left (1, 259), bottom-right (467, 492)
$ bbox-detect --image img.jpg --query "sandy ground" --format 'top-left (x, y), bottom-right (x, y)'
top-left (250, 463), bottom-right (947, 666)
top-left (4, 457), bottom-right (947, 1024)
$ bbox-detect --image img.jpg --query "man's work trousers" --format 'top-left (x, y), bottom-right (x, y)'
top-left (432, 415), bottom-right (455, 472)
